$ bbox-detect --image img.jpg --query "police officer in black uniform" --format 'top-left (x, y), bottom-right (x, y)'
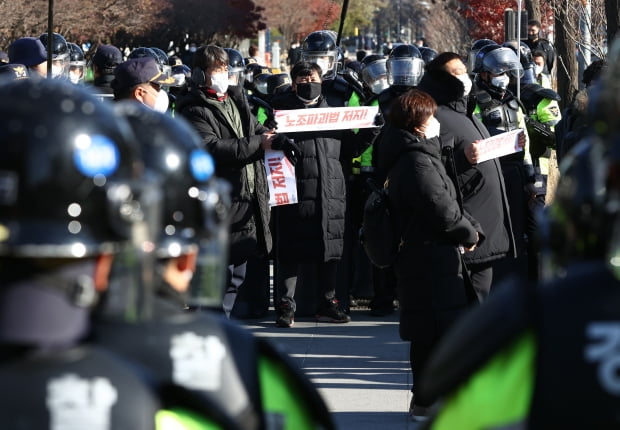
top-left (0, 79), bottom-right (163, 429)
top-left (473, 46), bottom-right (532, 283)
top-left (39, 32), bottom-right (71, 79)
top-left (94, 103), bottom-right (336, 430)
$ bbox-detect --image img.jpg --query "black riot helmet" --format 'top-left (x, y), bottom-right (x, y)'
top-left (360, 54), bottom-right (389, 95)
top-left (150, 47), bottom-right (172, 78)
top-left (115, 102), bottom-right (231, 309)
top-left (541, 137), bottom-right (613, 277)
top-left (479, 46), bottom-right (523, 77)
top-left (386, 44), bottom-right (425, 87)
top-left (68, 42), bottom-right (86, 85)
top-left (418, 47), bottom-right (438, 65)
top-left (503, 41), bottom-right (535, 83)
top-left (39, 32), bottom-right (70, 79)
top-left (301, 30), bottom-right (340, 79)
top-left (0, 79), bottom-right (152, 259)
top-left (223, 48), bottom-right (245, 87)
top-left (472, 43), bottom-right (501, 74)
top-left (467, 39), bottom-right (497, 75)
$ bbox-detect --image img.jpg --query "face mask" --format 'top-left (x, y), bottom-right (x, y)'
top-left (424, 117), bottom-right (441, 139)
top-left (370, 78), bottom-right (389, 95)
top-left (534, 64), bottom-right (544, 76)
top-left (527, 33), bottom-right (537, 41)
top-left (455, 73), bottom-right (472, 96)
top-left (51, 65), bottom-right (64, 79)
top-left (296, 82), bottom-right (322, 102)
top-left (316, 59), bottom-right (330, 76)
top-left (490, 74), bottom-right (510, 90)
top-left (69, 71), bottom-right (81, 84)
top-left (153, 90), bottom-right (169, 113)
top-left (209, 72), bottom-right (229, 94)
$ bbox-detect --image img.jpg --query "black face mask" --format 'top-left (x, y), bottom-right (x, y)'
top-left (527, 33), bottom-right (538, 41)
top-left (296, 82), bottom-right (322, 101)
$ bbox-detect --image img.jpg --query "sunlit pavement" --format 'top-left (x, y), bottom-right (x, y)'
top-left (243, 309), bottom-right (423, 429)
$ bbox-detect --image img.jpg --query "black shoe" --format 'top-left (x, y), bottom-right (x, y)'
top-left (275, 300), bottom-right (294, 328)
top-left (316, 298), bottom-right (351, 323)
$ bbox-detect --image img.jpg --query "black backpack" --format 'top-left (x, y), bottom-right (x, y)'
top-left (360, 177), bottom-right (409, 269)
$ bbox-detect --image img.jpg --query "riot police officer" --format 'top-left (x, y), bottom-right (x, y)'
top-left (68, 42), bottom-right (86, 84)
top-left (378, 44), bottom-right (425, 118)
top-left (0, 78), bottom-right (163, 429)
top-left (39, 32), bottom-right (70, 79)
top-left (95, 102), bottom-right (336, 430)
top-left (473, 46), bottom-right (533, 283)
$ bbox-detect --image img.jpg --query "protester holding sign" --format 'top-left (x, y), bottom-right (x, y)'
top-left (417, 52), bottom-right (516, 302)
top-left (270, 61), bottom-right (379, 328)
top-left (177, 44), bottom-right (276, 318)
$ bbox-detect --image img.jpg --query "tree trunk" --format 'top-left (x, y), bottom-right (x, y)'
top-left (605, 0), bottom-right (620, 43)
top-left (554, 2), bottom-right (579, 109)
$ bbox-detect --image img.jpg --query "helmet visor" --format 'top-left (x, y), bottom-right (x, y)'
top-left (387, 57), bottom-right (425, 86)
top-left (301, 53), bottom-right (336, 77)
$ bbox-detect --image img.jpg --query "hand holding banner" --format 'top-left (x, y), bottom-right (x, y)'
top-left (476, 129), bottom-right (523, 164)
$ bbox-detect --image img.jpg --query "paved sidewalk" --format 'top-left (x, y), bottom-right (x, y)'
top-left (242, 309), bottom-right (423, 430)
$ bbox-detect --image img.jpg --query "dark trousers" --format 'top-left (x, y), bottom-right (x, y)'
top-left (276, 259), bottom-right (339, 311)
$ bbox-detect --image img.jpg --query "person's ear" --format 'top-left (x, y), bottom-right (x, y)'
top-left (94, 253), bottom-right (114, 292)
top-left (176, 249), bottom-right (198, 273)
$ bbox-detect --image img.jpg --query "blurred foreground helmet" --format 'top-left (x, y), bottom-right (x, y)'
top-left (115, 102), bottom-right (231, 309)
top-left (223, 48), bottom-right (245, 87)
top-left (39, 32), bottom-right (70, 79)
top-left (480, 46), bottom-right (524, 78)
top-left (542, 137), bottom-right (613, 278)
top-left (387, 44), bottom-right (424, 87)
top-left (467, 39), bottom-right (497, 73)
top-left (360, 54), bottom-right (388, 95)
top-left (68, 42), bottom-right (85, 85)
top-left (0, 79), bottom-right (152, 259)
top-left (301, 30), bottom-right (340, 79)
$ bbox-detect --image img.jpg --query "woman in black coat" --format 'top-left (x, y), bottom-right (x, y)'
top-left (377, 89), bottom-right (483, 420)
top-left (417, 52), bottom-right (516, 301)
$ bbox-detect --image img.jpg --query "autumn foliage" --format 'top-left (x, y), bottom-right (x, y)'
top-left (458, 0), bottom-right (521, 42)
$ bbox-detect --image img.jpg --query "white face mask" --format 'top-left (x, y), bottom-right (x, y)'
top-left (209, 72), bottom-right (229, 94)
top-left (51, 65), bottom-right (64, 79)
top-left (490, 74), bottom-right (510, 90)
top-left (534, 64), bottom-right (544, 76)
top-left (316, 59), bottom-right (331, 76)
top-left (370, 78), bottom-right (389, 95)
top-left (455, 73), bottom-right (472, 96)
top-left (424, 117), bottom-right (441, 139)
top-left (153, 89), bottom-right (169, 113)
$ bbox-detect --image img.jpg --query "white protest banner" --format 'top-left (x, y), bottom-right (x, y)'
top-left (264, 150), bottom-right (298, 207)
top-left (476, 129), bottom-right (523, 164)
top-left (274, 105), bottom-right (379, 133)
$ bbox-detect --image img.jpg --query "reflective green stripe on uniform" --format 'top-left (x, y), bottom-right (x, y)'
top-left (257, 105), bottom-right (268, 125)
top-left (352, 97), bottom-right (376, 173)
top-left (532, 98), bottom-right (561, 176)
top-left (156, 409), bottom-right (221, 430)
top-left (432, 331), bottom-right (535, 430)
top-left (259, 355), bottom-right (317, 430)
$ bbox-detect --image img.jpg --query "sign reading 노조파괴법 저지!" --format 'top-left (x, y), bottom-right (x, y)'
top-left (273, 106), bottom-right (379, 133)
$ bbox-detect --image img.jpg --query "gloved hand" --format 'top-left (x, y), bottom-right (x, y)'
top-left (272, 134), bottom-right (302, 165)
top-left (264, 114), bottom-right (278, 130)
top-left (373, 112), bottom-right (385, 128)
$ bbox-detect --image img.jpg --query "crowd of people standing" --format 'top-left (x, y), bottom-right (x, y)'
top-left (1, 18), bottom-right (620, 427)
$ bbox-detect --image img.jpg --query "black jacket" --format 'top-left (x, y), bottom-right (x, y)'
top-left (270, 91), bottom-right (377, 262)
top-left (418, 69), bottom-right (516, 265)
top-left (378, 126), bottom-right (481, 341)
top-left (177, 86), bottom-right (272, 265)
